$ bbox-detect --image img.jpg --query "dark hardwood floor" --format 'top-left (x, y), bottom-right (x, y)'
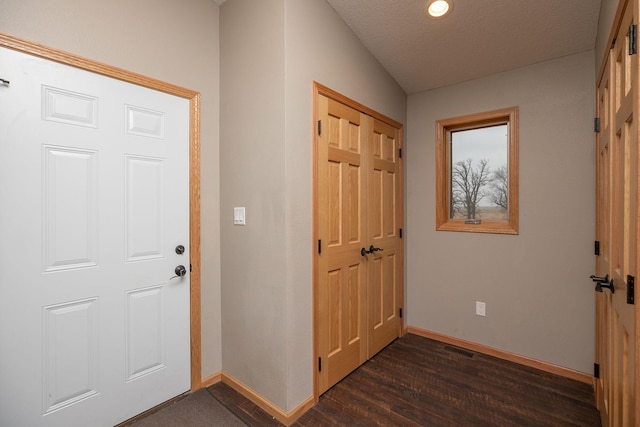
top-left (207, 333), bottom-right (601, 426)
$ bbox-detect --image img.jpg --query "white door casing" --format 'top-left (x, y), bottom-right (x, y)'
top-left (0, 46), bottom-right (191, 426)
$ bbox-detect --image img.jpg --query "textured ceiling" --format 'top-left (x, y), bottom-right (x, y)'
top-left (325, 0), bottom-right (602, 94)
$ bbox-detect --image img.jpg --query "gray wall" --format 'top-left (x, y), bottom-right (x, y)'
top-left (220, 0), bottom-right (288, 410)
top-left (220, 0), bottom-right (406, 412)
top-left (406, 51), bottom-right (596, 373)
top-left (0, 0), bottom-right (223, 378)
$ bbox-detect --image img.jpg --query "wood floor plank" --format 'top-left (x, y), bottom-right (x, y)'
top-left (207, 383), bottom-right (282, 427)
top-left (208, 334), bottom-right (601, 426)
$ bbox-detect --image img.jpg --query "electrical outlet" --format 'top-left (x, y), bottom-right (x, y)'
top-left (476, 301), bottom-right (486, 317)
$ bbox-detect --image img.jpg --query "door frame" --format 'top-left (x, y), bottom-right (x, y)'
top-left (312, 81), bottom-right (405, 400)
top-left (0, 32), bottom-right (203, 391)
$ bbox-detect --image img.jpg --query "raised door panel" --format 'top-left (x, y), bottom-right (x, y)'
top-left (43, 146), bottom-right (99, 271)
top-left (125, 155), bottom-right (165, 261)
top-left (43, 299), bottom-right (99, 414)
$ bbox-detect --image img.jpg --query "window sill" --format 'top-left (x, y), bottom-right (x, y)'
top-left (436, 219), bottom-right (518, 235)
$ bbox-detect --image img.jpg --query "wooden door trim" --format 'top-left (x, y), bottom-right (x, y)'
top-left (0, 32), bottom-right (203, 391)
top-left (312, 81), bottom-right (404, 400)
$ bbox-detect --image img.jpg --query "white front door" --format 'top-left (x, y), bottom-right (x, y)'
top-left (0, 47), bottom-right (191, 426)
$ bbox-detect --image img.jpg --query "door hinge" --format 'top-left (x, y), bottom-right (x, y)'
top-left (630, 24), bottom-right (638, 55)
top-left (594, 363), bottom-right (600, 379)
top-left (318, 357), bottom-right (322, 372)
top-left (190, 264), bottom-right (192, 272)
top-left (318, 239), bottom-right (322, 254)
top-left (594, 240), bottom-right (600, 256)
top-left (399, 228), bottom-right (403, 238)
top-left (317, 120), bottom-right (322, 135)
top-left (399, 308), bottom-right (403, 318)
top-left (594, 117), bottom-right (600, 133)
top-left (399, 148), bottom-right (402, 158)
top-left (627, 275), bottom-right (635, 305)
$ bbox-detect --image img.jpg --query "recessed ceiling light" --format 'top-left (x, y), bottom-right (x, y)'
top-left (426, 0), bottom-right (452, 18)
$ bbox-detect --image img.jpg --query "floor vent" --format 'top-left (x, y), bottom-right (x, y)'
top-left (444, 346), bottom-right (475, 358)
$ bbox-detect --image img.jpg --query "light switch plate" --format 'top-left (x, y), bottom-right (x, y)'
top-left (234, 207), bottom-right (246, 225)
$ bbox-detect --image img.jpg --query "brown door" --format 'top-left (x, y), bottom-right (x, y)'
top-left (316, 93), bottom-right (368, 393)
top-left (367, 118), bottom-right (403, 356)
top-left (595, 2), bottom-right (638, 425)
top-left (315, 86), bottom-right (403, 394)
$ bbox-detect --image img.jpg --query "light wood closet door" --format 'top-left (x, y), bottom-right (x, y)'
top-left (595, 1), bottom-right (638, 425)
top-left (367, 118), bottom-right (403, 356)
top-left (315, 88), bottom-right (403, 395)
top-left (317, 94), bottom-right (368, 393)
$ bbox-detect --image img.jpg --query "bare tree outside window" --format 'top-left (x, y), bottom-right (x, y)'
top-left (449, 125), bottom-right (508, 222)
top-left (450, 158), bottom-right (492, 220)
top-left (489, 165), bottom-right (508, 210)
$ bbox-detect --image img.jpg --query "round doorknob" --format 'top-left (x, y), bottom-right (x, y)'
top-left (175, 265), bottom-right (187, 277)
top-left (175, 245), bottom-right (185, 255)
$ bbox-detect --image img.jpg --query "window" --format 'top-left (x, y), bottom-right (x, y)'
top-left (436, 107), bottom-right (518, 234)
